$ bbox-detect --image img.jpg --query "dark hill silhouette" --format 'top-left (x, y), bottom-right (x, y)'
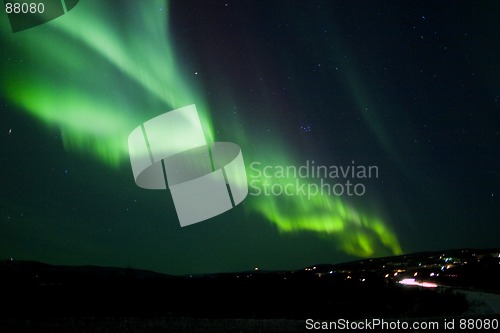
top-left (0, 248), bottom-right (499, 332)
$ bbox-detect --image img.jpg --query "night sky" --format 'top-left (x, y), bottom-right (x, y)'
top-left (1, 0), bottom-right (499, 275)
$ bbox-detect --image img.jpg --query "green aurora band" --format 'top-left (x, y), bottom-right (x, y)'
top-left (2, 0), bottom-right (214, 166)
top-left (1, 0), bottom-right (402, 258)
top-left (245, 147), bottom-right (402, 257)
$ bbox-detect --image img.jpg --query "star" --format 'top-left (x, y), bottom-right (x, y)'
top-left (300, 125), bottom-right (312, 133)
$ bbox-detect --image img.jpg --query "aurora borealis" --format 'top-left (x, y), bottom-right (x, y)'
top-left (1, 1), bottom-right (499, 275)
top-left (2, 0), bottom-right (214, 166)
